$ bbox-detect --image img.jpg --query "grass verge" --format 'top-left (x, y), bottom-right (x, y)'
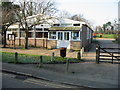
top-left (1, 51), bottom-right (80, 64)
top-left (95, 34), bottom-right (116, 39)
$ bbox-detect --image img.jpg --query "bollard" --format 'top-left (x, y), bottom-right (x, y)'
top-left (15, 52), bottom-right (18, 64)
top-left (112, 53), bottom-right (113, 64)
top-left (77, 50), bottom-right (81, 60)
top-left (66, 59), bottom-right (69, 73)
top-left (39, 56), bottom-right (43, 68)
top-left (51, 52), bottom-right (54, 62)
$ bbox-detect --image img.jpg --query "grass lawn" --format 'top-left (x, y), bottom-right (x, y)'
top-left (1, 52), bottom-right (80, 64)
top-left (95, 34), bottom-right (116, 39)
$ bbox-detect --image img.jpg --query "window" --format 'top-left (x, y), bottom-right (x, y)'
top-left (12, 32), bottom-right (18, 37)
top-left (44, 32), bottom-right (48, 38)
top-left (28, 32), bottom-right (33, 38)
top-left (36, 32), bottom-right (48, 38)
top-left (53, 24), bottom-right (60, 27)
top-left (58, 32), bottom-right (63, 40)
top-left (73, 24), bottom-right (80, 26)
top-left (20, 32), bottom-right (25, 37)
top-left (87, 28), bottom-right (89, 39)
top-left (72, 31), bottom-right (79, 40)
top-left (64, 32), bottom-right (69, 40)
top-left (36, 28), bottom-right (42, 30)
top-left (36, 32), bottom-right (43, 38)
top-left (80, 31), bottom-right (82, 40)
top-left (44, 28), bottom-right (49, 31)
top-left (49, 31), bottom-right (56, 39)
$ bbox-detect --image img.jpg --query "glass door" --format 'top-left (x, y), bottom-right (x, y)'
top-left (57, 31), bottom-right (70, 49)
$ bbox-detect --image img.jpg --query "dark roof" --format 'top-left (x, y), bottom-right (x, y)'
top-left (49, 26), bottom-right (82, 31)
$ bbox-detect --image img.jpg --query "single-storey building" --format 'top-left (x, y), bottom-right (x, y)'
top-left (47, 19), bottom-right (93, 50)
top-left (7, 22), bottom-right (50, 47)
top-left (6, 14), bottom-right (93, 51)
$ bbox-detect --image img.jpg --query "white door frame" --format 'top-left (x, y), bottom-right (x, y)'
top-left (57, 31), bottom-right (70, 49)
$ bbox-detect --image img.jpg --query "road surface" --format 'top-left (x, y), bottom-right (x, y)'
top-left (2, 72), bottom-right (77, 88)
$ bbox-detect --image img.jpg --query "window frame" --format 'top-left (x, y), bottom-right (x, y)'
top-left (72, 31), bottom-right (80, 41)
top-left (49, 31), bottom-right (57, 40)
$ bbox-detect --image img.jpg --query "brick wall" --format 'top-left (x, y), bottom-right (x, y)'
top-left (47, 40), bottom-right (57, 49)
top-left (7, 38), bottom-right (47, 48)
top-left (70, 41), bottom-right (81, 50)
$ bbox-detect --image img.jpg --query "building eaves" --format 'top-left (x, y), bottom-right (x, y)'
top-left (49, 26), bottom-right (82, 31)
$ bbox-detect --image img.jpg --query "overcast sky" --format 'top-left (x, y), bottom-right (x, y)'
top-left (56, 0), bottom-right (119, 26)
top-left (3, 0), bottom-right (119, 26)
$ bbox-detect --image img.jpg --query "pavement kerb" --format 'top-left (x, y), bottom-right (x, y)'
top-left (1, 68), bottom-right (93, 88)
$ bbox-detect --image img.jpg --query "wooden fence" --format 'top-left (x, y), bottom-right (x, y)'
top-left (96, 44), bottom-right (120, 64)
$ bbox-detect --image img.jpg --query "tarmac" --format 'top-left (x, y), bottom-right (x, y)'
top-left (1, 38), bottom-right (120, 88)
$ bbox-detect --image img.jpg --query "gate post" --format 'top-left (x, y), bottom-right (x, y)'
top-left (77, 50), bottom-right (81, 60)
top-left (15, 52), bottom-right (18, 64)
top-left (39, 56), bottom-right (43, 68)
top-left (96, 44), bottom-right (100, 64)
top-left (112, 53), bottom-right (113, 64)
top-left (66, 59), bottom-right (70, 73)
top-left (51, 52), bottom-right (54, 62)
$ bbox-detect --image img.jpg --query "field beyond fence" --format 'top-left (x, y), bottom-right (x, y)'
top-left (95, 34), bottom-right (116, 39)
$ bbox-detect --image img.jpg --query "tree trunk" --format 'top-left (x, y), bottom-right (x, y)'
top-left (18, 24), bottom-right (21, 46)
top-left (2, 26), bottom-right (7, 48)
top-left (3, 30), bottom-right (7, 48)
top-left (34, 26), bottom-right (36, 47)
top-left (25, 30), bottom-right (28, 49)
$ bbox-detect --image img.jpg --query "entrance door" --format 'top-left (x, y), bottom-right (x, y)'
top-left (57, 31), bottom-right (70, 49)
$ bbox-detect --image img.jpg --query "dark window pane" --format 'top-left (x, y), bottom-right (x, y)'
top-left (73, 24), bottom-right (80, 26)
top-left (44, 32), bottom-right (48, 38)
top-left (36, 32), bottom-right (43, 38)
top-left (53, 24), bottom-right (60, 26)
top-left (28, 32), bottom-right (32, 37)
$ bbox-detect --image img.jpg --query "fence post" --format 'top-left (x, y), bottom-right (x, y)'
top-left (66, 59), bottom-right (70, 73)
top-left (39, 56), bottom-right (43, 68)
top-left (15, 52), bottom-right (18, 64)
top-left (96, 44), bottom-right (100, 64)
top-left (81, 47), bottom-right (84, 57)
top-left (51, 52), bottom-right (54, 62)
top-left (77, 50), bottom-right (81, 60)
top-left (112, 53), bottom-right (113, 64)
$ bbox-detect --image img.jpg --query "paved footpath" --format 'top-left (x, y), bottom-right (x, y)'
top-left (1, 38), bottom-right (120, 88)
top-left (2, 62), bottom-right (119, 88)
top-left (97, 38), bottom-right (119, 48)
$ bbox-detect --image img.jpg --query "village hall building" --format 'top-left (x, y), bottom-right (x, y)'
top-left (7, 14), bottom-right (93, 51)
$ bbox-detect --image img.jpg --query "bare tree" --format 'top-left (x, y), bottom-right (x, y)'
top-left (71, 14), bottom-right (93, 27)
top-left (1, 1), bottom-right (20, 48)
top-left (57, 10), bottom-right (71, 19)
top-left (15, 0), bottom-right (57, 49)
top-left (71, 14), bottom-right (85, 21)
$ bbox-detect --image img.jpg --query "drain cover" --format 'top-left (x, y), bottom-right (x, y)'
top-left (14, 75), bottom-right (27, 80)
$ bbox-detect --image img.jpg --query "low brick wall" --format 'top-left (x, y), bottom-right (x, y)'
top-left (7, 38), bottom-right (47, 48)
top-left (70, 41), bottom-right (81, 50)
top-left (47, 40), bottom-right (57, 49)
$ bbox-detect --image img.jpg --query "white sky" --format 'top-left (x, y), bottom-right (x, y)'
top-left (56, 0), bottom-right (119, 26)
